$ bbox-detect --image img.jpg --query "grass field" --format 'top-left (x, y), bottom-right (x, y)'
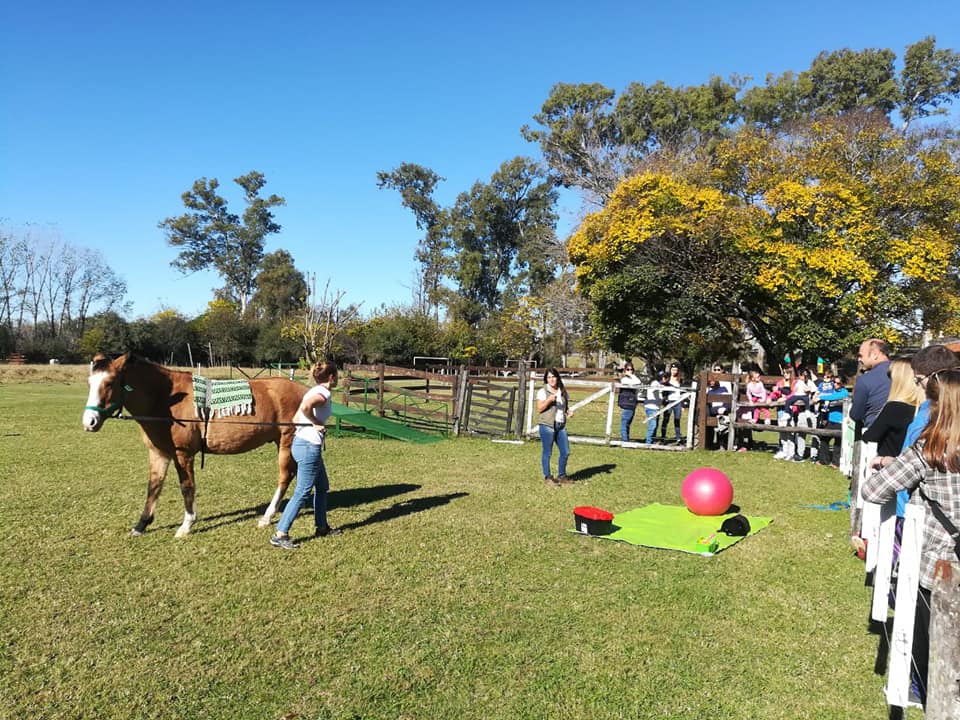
top-left (0, 369), bottom-right (916, 719)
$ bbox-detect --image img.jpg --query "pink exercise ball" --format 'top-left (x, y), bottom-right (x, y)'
top-left (681, 467), bottom-right (734, 516)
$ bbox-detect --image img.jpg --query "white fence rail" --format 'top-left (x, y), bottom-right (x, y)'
top-left (523, 374), bottom-right (696, 449)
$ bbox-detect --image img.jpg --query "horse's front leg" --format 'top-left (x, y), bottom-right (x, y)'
top-left (133, 450), bottom-right (170, 536)
top-left (173, 450), bottom-right (197, 538)
top-left (258, 436), bottom-right (297, 528)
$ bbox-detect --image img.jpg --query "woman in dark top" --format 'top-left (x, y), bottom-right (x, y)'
top-left (862, 356), bottom-right (923, 455)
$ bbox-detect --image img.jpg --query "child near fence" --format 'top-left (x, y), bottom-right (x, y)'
top-left (745, 369), bottom-right (770, 424)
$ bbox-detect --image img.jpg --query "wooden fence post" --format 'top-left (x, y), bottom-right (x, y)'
top-left (377, 363), bottom-right (385, 416)
top-left (928, 560), bottom-right (960, 719)
top-left (726, 377), bottom-right (740, 451)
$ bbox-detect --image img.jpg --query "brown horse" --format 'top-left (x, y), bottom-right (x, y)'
top-left (82, 352), bottom-right (307, 536)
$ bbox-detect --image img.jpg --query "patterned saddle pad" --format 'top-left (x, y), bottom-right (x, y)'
top-left (192, 376), bottom-right (253, 417)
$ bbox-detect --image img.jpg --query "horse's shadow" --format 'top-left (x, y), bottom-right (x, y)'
top-left (566, 463), bottom-right (617, 482)
top-left (160, 505), bottom-right (260, 534)
top-left (185, 482), bottom-right (422, 535)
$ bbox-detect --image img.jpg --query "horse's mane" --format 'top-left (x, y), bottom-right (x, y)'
top-left (92, 352), bottom-right (182, 378)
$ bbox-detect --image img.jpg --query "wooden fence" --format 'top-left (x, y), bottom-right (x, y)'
top-left (692, 370), bottom-right (851, 465)
top-left (342, 364), bottom-right (458, 435)
top-left (338, 365), bottom-right (859, 460)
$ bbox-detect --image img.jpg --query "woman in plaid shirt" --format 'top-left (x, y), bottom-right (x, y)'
top-left (862, 367), bottom-right (960, 707)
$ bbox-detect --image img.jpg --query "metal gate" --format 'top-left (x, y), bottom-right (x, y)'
top-left (462, 380), bottom-right (517, 436)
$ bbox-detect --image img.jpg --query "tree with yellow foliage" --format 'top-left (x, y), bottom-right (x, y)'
top-left (569, 112), bottom-right (960, 367)
top-left (568, 173), bottom-right (761, 368)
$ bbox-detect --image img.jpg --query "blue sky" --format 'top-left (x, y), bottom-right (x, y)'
top-left (3, 1), bottom-right (959, 319)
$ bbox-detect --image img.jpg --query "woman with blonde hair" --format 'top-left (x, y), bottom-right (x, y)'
top-left (862, 356), bottom-right (924, 458)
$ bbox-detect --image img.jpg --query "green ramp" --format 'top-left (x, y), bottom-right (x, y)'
top-left (329, 402), bottom-right (444, 444)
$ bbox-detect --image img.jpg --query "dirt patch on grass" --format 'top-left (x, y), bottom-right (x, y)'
top-left (0, 364), bottom-right (89, 384)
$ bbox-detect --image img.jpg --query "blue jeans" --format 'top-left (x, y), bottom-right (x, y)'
top-left (277, 436), bottom-right (329, 534)
top-left (644, 406), bottom-right (658, 443)
top-left (539, 423), bottom-right (570, 478)
top-left (620, 408), bottom-right (635, 441)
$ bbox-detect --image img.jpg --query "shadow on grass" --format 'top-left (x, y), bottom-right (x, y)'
top-left (310, 491), bottom-right (469, 539)
top-left (328, 483), bottom-right (421, 510)
top-left (567, 463), bottom-right (616, 482)
top-left (151, 505), bottom-right (263, 535)
top-left (178, 483), bottom-right (422, 535)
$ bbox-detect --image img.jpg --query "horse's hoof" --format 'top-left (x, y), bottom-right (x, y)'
top-left (256, 517), bottom-right (271, 528)
top-left (130, 528), bottom-right (144, 537)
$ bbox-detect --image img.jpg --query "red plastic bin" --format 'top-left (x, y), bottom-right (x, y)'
top-left (573, 506), bottom-right (615, 536)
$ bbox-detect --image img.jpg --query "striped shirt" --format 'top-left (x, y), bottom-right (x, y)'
top-left (861, 443), bottom-right (960, 589)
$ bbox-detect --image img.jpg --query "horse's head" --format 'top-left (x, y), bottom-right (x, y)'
top-left (83, 353), bottom-right (130, 432)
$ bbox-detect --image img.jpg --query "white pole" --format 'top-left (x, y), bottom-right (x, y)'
top-left (885, 502), bottom-right (925, 709)
top-left (605, 382), bottom-right (615, 442)
top-left (870, 499), bottom-right (897, 622)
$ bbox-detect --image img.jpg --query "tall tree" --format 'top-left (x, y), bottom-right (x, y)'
top-left (376, 163), bottom-right (450, 319)
top-left (159, 171), bottom-right (285, 315)
top-left (528, 38), bottom-right (960, 201)
top-left (740, 70), bottom-right (810, 127)
top-left (899, 36), bottom-right (960, 131)
top-left (568, 173), bottom-right (757, 367)
top-left (802, 47), bottom-right (899, 117)
top-left (615, 76), bottom-right (742, 153)
top-left (0, 230), bottom-right (30, 335)
top-left (250, 249), bottom-right (308, 321)
top-left (569, 114), bottom-right (960, 368)
top-left (379, 158), bottom-right (560, 328)
top-left (150, 309), bottom-right (193, 365)
top-left (446, 157), bottom-right (559, 326)
top-left (521, 82), bottom-right (627, 203)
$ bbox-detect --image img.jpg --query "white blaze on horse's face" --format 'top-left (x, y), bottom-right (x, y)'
top-left (83, 370), bottom-right (110, 432)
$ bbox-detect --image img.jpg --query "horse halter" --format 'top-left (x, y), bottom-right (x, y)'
top-left (85, 382), bottom-right (132, 419)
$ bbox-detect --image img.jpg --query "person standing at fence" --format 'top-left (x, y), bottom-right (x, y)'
top-left (270, 360), bottom-right (342, 549)
top-left (898, 343), bottom-right (960, 454)
top-left (849, 339), bottom-right (892, 539)
top-left (617, 362), bottom-right (643, 442)
top-left (852, 338), bottom-right (892, 433)
top-left (862, 368), bottom-right (960, 709)
top-left (815, 375), bottom-right (849, 467)
top-left (870, 345), bottom-right (960, 616)
top-left (644, 370), bottom-right (666, 444)
top-left (659, 363), bottom-right (684, 444)
top-left (862, 357), bottom-right (923, 460)
top-left (537, 368), bottom-right (574, 487)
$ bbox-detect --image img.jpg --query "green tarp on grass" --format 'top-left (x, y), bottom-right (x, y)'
top-left (576, 503), bottom-right (772, 556)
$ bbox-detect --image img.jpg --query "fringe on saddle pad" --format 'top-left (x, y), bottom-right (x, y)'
top-left (192, 376), bottom-right (254, 418)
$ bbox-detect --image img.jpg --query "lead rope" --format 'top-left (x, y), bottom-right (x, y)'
top-left (200, 406), bottom-right (211, 469)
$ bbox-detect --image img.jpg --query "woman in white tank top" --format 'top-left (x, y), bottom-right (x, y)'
top-left (270, 360), bottom-right (342, 549)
